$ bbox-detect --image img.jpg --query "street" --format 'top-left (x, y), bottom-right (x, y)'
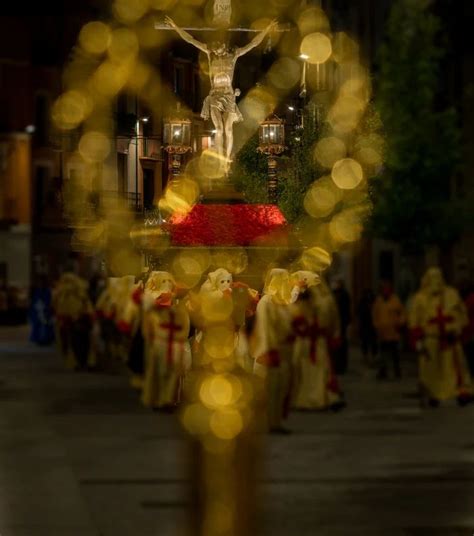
top-left (1, 326), bottom-right (473, 536)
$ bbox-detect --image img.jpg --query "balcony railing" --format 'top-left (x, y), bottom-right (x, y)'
top-left (101, 191), bottom-right (142, 212)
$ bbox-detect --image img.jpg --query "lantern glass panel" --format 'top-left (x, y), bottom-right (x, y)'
top-left (163, 123), bottom-right (171, 145)
top-left (173, 124), bottom-right (181, 143)
top-left (182, 122), bottom-right (191, 146)
top-left (278, 124), bottom-right (285, 145)
top-left (164, 119), bottom-right (191, 149)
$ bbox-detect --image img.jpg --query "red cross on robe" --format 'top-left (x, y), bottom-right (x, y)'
top-left (292, 316), bottom-right (327, 364)
top-left (159, 310), bottom-right (183, 367)
top-left (428, 304), bottom-right (454, 349)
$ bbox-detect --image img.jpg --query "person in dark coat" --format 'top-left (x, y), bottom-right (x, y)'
top-left (333, 278), bottom-right (352, 375)
top-left (462, 284), bottom-right (474, 377)
top-left (29, 277), bottom-right (55, 345)
top-left (357, 288), bottom-right (377, 368)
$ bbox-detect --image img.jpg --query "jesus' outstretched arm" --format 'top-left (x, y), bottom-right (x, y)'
top-left (235, 20), bottom-right (278, 59)
top-left (164, 15), bottom-right (209, 54)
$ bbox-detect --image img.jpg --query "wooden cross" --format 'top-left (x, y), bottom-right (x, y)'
top-left (154, 23), bottom-right (290, 33)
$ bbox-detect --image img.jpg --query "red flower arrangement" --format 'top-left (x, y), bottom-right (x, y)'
top-left (167, 204), bottom-right (287, 247)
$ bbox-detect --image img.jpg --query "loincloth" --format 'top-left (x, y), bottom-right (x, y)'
top-left (201, 90), bottom-right (243, 123)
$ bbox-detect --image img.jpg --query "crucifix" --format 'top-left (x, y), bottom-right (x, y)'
top-left (156, 3), bottom-right (282, 167)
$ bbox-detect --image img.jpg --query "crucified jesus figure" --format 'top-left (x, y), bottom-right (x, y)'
top-left (165, 16), bottom-right (278, 163)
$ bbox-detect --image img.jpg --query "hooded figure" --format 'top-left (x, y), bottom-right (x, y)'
top-left (112, 276), bottom-right (138, 363)
top-left (250, 268), bottom-right (295, 433)
top-left (29, 277), bottom-right (55, 346)
top-left (291, 270), bottom-right (320, 289)
top-left (95, 277), bottom-right (122, 362)
top-left (408, 267), bottom-right (472, 406)
top-left (372, 281), bottom-right (405, 380)
top-left (116, 278), bottom-right (146, 388)
top-left (191, 268), bottom-right (259, 371)
top-left (200, 268), bottom-right (233, 296)
top-left (141, 271), bottom-right (191, 410)
top-left (290, 273), bottom-right (344, 411)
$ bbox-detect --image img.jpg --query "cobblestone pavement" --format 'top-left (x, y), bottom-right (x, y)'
top-left (0, 326), bottom-right (473, 536)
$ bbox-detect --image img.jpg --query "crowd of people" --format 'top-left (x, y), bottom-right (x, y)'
top-left (357, 267), bottom-right (474, 406)
top-left (28, 264), bottom-right (474, 433)
top-left (33, 268), bottom-right (347, 433)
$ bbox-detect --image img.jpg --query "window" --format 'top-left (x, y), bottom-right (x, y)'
top-left (117, 153), bottom-right (128, 194)
top-left (193, 72), bottom-right (201, 113)
top-left (34, 165), bottom-right (49, 225)
top-left (34, 93), bottom-right (50, 147)
top-left (143, 168), bottom-right (155, 211)
top-left (173, 64), bottom-right (186, 97)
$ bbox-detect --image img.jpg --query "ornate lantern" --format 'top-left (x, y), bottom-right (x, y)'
top-left (163, 116), bottom-right (192, 185)
top-left (257, 115), bottom-right (286, 202)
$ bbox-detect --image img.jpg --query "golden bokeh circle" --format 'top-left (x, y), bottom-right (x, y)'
top-left (79, 22), bottom-right (112, 55)
top-left (202, 327), bottom-right (236, 360)
top-left (300, 32), bottom-right (332, 64)
top-left (331, 158), bottom-right (364, 190)
top-left (304, 183), bottom-right (338, 219)
top-left (209, 409), bottom-right (243, 439)
top-left (78, 131), bottom-right (111, 162)
top-left (301, 247), bottom-right (332, 273)
top-left (314, 137), bottom-right (346, 168)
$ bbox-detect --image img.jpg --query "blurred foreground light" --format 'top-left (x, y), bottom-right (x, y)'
top-left (267, 57), bottom-right (301, 90)
top-left (198, 150), bottom-right (229, 180)
top-left (340, 72), bottom-right (370, 101)
top-left (300, 32), bottom-right (332, 64)
top-left (52, 90), bottom-right (92, 130)
top-left (79, 131), bottom-right (111, 162)
top-left (108, 28), bottom-right (139, 63)
top-left (211, 248), bottom-right (248, 275)
top-left (181, 402), bottom-right (210, 436)
top-left (201, 294), bottom-right (234, 323)
top-left (297, 6), bottom-right (330, 36)
top-left (113, 0), bottom-right (149, 24)
top-left (203, 327), bottom-right (236, 360)
top-left (331, 158), bottom-right (364, 190)
top-left (79, 21), bottom-right (112, 55)
top-left (327, 95), bottom-right (365, 134)
top-left (301, 246), bottom-right (332, 273)
top-left (164, 177), bottom-right (199, 214)
top-left (329, 209), bottom-right (363, 244)
top-left (204, 500), bottom-right (234, 535)
top-left (332, 32), bottom-right (359, 64)
top-left (171, 249), bottom-right (208, 288)
top-left (314, 136), bottom-right (346, 168)
top-left (200, 375), bottom-right (241, 408)
top-left (355, 147), bottom-right (383, 170)
top-left (91, 61), bottom-right (131, 97)
top-left (149, 0), bottom-right (176, 9)
top-left (239, 85), bottom-right (277, 134)
top-left (25, 125), bottom-right (36, 134)
top-left (304, 181), bottom-right (338, 219)
top-left (210, 408), bottom-right (243, 439)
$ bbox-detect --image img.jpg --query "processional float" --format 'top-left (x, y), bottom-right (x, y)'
top-left (133, 3), bottom-right (302, 535)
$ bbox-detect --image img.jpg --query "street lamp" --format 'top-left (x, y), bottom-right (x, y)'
top-left (258, 115), bottom-right (286, 203)
top-left (163, 115), bottom-right (192, 186)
